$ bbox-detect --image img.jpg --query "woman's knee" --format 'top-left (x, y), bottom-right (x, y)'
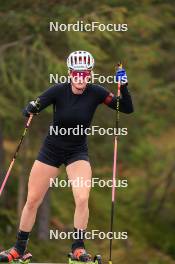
top-left (75, 192), bottom-right (89, 208)
top-left (25, 194), bottom-right (42, 211)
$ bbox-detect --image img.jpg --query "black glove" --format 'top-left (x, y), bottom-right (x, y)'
top-left (120, 83), bottom-right (129, 95)
top-left (23, 99), bottom-right (40, 117)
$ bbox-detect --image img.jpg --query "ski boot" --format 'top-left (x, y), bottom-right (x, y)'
top-left (0, 247), bottom-right (32, 263)
top-left (68, 249), bottom-right (102, 263)
top-left (68, 248), bottom-right (92, 263)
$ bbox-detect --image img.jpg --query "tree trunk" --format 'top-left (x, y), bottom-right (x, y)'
top-left (0, 121), bottom-right (5, 201)
top-left (37, 190), bottom-right (50, 240)
top-left (18, 172), bottom-right (26, 217)
top-left (153, 162), bottom-right (175, 215)
top-left (0, 121), bottom-right (4, 176)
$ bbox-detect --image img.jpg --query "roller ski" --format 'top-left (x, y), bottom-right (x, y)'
top-left (68, 249), bottom-right (102, 264)
top-left (0, 247), bottom-right (32, 263)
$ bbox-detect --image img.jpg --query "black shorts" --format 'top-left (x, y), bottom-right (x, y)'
top-left (37, 138), bottom-right (89, 168)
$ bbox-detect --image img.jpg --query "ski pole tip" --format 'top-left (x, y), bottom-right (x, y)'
top-left (117, 61), bottom-right (122, 69)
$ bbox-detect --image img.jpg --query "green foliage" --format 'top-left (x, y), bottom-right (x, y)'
top-left (0, 0), bottom-right (175, 263)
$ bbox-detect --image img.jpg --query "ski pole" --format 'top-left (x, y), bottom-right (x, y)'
top-left (0, 114), bottom-right (33, 196)
top-left (109, 62), bottom-right (122, 264)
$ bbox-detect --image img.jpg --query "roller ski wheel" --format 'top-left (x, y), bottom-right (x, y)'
top-left (68, 252), bottom-right (102, 264)
top-left (0, 248), bottom-right (32, 263)
top-left (94, 255), bottom-right (102, 264)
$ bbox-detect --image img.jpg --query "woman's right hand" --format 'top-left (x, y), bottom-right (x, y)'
top-left (23, 99), bottom-right (40, 117)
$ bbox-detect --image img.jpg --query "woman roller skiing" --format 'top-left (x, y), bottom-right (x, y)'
top-left (0, 51), bottom-right (133, 263)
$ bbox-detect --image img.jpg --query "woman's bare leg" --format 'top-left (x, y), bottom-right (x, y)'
top-left (19, 160), bottom-right (59, 232)
top-left (66, 160), bottom-right (92, 230)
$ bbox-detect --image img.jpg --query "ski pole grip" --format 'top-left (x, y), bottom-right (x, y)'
top-left (26, 114), bottom-right (33, 127)
top-left (26, 98), bottom-right (40, 125)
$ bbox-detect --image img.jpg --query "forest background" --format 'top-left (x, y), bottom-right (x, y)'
top-left (0, 1), bottom-right (175, 263)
